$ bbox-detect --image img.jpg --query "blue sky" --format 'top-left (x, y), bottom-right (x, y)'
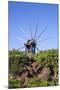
top-left (8, 1), bottom-right (58, 51)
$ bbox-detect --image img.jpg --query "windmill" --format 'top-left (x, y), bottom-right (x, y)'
top-left (16, 23), bottom-right (50, 54)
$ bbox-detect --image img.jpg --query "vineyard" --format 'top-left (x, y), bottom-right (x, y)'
top-left (9, 49), bottom-right (58, 88)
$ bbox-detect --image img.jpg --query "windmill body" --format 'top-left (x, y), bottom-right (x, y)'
top-left (24, 39), bottom-right (36, 54)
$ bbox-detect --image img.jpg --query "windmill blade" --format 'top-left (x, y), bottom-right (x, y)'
top-left (19, 26), bottom-right (29, 39)
top-left (37, 36), bottom-right (51, 44)
top-left (16, 37), bottom-right (26, 42)
top-left (30, 24), bottom-right (33, 39)
top-left (36, 47), bottom-right (40, 52)
top-left (35, 26), bottom-right (48, 41)
top-left (17, 46), bottom-right (25, 50)
top-left (34, 22), bottom-right (39, 40)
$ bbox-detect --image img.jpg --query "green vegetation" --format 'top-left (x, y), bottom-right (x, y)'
top-left (9, 79), bottom-right (22, 88)
top-left (9, 49), bottom-right (58, 88)
top-left (33, 49), bottom-right (58, 71)
top-left (27, 77), bottom-right (50, 87)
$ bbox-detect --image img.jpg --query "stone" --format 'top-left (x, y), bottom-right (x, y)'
top-left (38, 67), bottom-right (51, 80)
top-left (26, 66), bottom-right (33, 75)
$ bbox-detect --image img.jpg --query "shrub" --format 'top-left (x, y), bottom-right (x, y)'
top-left (9, 79), bottom-right (22, 88)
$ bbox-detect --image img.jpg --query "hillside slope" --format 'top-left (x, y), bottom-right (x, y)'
top-left (9, 49), bottom-right (58, 88)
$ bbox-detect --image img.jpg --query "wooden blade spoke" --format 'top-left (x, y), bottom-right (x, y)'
top-left (30, 24), bottom-right (33, 39)
top-left (37, 36), bottom-right (51, 44)
top-left (34, 22), bottom-right (39, 40)
top-left (35, 26), bottom-right (48, 41)
top-left (36, 47), bottom-right (40, 52)
top-left (17, 46), bottom-right (25, 50)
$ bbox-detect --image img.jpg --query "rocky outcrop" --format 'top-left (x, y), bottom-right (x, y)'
top-left (9, 55), bottom-right (55, 87)
top-left (37, 67), bottom-right (51, 80)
